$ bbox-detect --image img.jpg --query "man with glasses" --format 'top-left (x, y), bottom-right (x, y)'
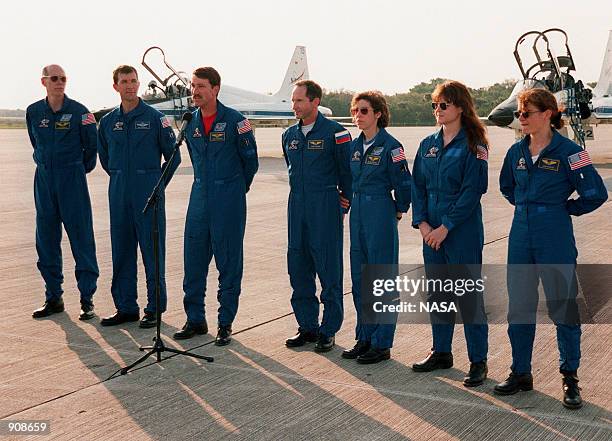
top-left (281, 80), bottom-right (353, 353)
top-left (26, 64), bottom-right (99, 321)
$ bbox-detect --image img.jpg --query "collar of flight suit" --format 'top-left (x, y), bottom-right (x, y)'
top-left (518, 129), bottom-right (565, 170)
top-left (44, 94), bottom-right (71, 114)
top-left (118, 98), bottom-right (147, 119)
top-left (355, 126), bottom-right (389, 149)
top-left (194, 99), bottom-right (228, 130)
top-left (432, 126), bottom-right (466, 150)
top-left (298, 111), bottom-right (324, 135)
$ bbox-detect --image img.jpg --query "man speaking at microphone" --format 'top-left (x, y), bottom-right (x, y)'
top-left (97, 65), bottom-right (180, 328)
top-left (173, 67), bottom-right (258, 346)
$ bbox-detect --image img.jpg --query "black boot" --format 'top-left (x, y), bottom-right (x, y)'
top-left (562, 374), bottom-right (583, 409)
top-left (78, 301), bottom-right (95, 321)
top-left (285, 330), bottom-right (318, 348)
top-left (493, 373), bottom-right (533, 395)
top-left (215, 325), bottom-right (232, 346)
top-left (463, 361), bottom-right (488, 387)
top-left (314, 334), bottom-right (335, 353)
top-left (412, 351), bottom-right (453, 372)
top-left (32, 298), bottom-right (65, 318)
top-left (173, 321), bottom-right (208, 340)
top-left (342, 341), bottom-right (371, 359)
top-left (356, 347), bottom-right (391, 364)
top-left (100, 311), bottom-right (140, 327)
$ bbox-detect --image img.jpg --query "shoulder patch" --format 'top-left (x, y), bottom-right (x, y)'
top-left (81, 113), bottom-right (96, 125)
top-left (568, 150), bottom-right (592, 170)
top-left (476, 145), bottom-right (488, 161)
top-left (237, 118), bottom-right (252, 134)
top-left (391, 146), bottom-right (406, 163)
top-left (334, 130), bottom-right (351, 144)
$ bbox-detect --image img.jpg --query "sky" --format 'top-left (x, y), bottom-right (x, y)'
top-left (2, 0), bottom-right (611, 110)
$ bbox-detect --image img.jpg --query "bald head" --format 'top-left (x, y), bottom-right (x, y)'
top-left (42, 64), bottom-right (65, 77)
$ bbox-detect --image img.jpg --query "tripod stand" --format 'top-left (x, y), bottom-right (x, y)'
top-left (120, 121), bottom-right (213, 375)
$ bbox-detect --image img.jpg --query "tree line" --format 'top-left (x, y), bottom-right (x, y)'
top-left (322, 78), bottom-right (516, 126)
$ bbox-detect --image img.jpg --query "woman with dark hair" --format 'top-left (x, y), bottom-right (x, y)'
top-left (411, 80), bottom-right (490, 387)
top-left (496, 88), bottom-right (607, 408)
top-left (342, 91), bottom-right (411, 364)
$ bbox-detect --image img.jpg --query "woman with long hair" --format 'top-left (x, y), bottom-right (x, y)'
top-left (496, 88), bottom-right (607, 408)
top-left (411, 80), bottom-right (490, 387)
top-left (342, 91), bottom-right (411, 364)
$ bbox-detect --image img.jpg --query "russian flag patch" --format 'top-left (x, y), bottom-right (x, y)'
top-left (335, 130), bottom-right (351, 144)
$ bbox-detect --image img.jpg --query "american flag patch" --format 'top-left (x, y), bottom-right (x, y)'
top-left (160, 116), bottom-right (171, 128)
top-left (81, 113), bottom-right (96, 125)
top-left (568, 150), bottom-right (592, 170)
top-left (391, 147), bottom-right (406, 163)
top-left (335, 130), bottom-right (351, 144)
top-left (476, 145), bottom-right (488, 161)
top-left (237, 118), bottom-right (252, 134)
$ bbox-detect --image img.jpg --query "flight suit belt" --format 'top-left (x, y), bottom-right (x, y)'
top-left (36, 160), bottom-right (83, 170)
top-left (353, 191), bottom-right (390, 201)
top-left (515, 204), bottom-right (566, 214)
top-left (194, 173), bottom-right (241, 185)
top-left (289, 184), bottom-right (338, 193)
top-left (108, 169), bottom-right (161, 175)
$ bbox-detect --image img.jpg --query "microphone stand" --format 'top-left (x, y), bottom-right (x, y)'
top-left (119, 123), bottom-right (213, 375)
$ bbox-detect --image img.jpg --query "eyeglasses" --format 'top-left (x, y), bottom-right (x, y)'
top-left (514, 110), bottom-right (542, 119)
top-left (43, 75), bottom-right (67, 83)
top-left (350, 107), bottom-right (371, 116)
top-left (431, 102), bottom-right (451, 110)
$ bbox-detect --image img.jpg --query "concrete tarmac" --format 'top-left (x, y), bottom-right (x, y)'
top-left (0, 126), bottom-right (610, 440)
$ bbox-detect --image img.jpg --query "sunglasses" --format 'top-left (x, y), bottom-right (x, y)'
top-left (431, 102), bottom-right (451, 110)
top-left (350, 107), bottom-right (371, 116)
top-left (514, 110), bottom-right (542, 119)
top-left (44, 75), bottom-right (67, 83)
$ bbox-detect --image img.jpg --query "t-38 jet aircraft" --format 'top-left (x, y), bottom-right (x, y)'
top-left (95, 46), bottom-right (332, 125)
top-left (487, 29), bottom-right (612, 148)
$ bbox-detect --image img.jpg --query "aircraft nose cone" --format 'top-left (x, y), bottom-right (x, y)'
top-left (488, 107), bottom-right (514, 127)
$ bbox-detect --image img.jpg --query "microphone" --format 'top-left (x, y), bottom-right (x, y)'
top-left (175, 111), bottom-right (193, 146)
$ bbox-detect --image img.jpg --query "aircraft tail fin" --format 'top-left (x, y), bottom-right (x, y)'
top-left (273, 46), bottom-right (309, 102)
top-left (593, 30), bottom-right (612, 97)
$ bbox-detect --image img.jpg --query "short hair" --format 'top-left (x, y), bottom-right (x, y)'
top-left (113, 65), bottom-right (138, 84)
top-left (193, 67), bottom-right (221, 88)
top-left (351, 90), bottom-right (390, 128)
top-left (518, 88), bottom-right (564, 129)
top-left (294, 80), bottom-right (322, 101)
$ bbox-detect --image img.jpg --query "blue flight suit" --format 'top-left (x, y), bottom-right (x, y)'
top-left (411, 128), bottom-right (489, 363)
top-left (282, 112), bottom-right (352, 337)
top-left (26, 96), bottom-right (99, 304)
top-left (97, 99), bottom-right (179, 315)
top-left (500, 130), bottom-right (608, 374)
top-left (182, 101), bottom-right (259, 326)
top-left (350, 128), bottom-right (411, 349)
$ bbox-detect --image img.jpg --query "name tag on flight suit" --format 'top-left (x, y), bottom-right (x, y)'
top-left (210, 131), bottom-right (225, 142)
top-left (538, 158), bottom-right (560, 171)
top-left (307, 140), bottom-right (324, 150)
top-left (365, 155), bottom-right (381, 166)
top-left (135, 121), bottom-right (150, 130)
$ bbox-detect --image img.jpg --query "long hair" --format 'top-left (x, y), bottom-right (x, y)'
top-left (432, 81), bottom-right (489, 153)
top-left (351, 90), bottom-right (390, 128)
top-left (518, 88), bottom-right (564, 129)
